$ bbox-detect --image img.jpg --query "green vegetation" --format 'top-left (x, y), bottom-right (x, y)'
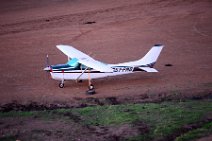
top-left (72, 100), bottom-right (212, 140)
top-left (175, 122), bottom-right (212, 141)
top-left (0, 111), bottom-right (34, 117)
top-left (0, 100), bottom-right (211, 141)
top-left (0, 135), bottom-right (17, 141)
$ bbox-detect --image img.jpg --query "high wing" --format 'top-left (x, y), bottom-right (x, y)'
top-left (56, 45), bottom-right (113, 72)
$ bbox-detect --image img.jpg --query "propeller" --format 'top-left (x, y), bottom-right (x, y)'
top-left (46, 54), bottom-right (49, 66)
top-left (43, 54), bottom-right (51, 72)
top-left (43, 54), bottom-right (52, 86)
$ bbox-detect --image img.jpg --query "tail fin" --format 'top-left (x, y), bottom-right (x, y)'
top-left (137, 44), bottom-right (164, 67)
top-left (114, 44), bottom-right (163, 70)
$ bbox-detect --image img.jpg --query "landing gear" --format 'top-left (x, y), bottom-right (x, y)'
top-left (88, 84), bottom-right (94, 90)
top-left (85, 70), bottom-right (96, 94)
top-left (59, 82), bottom-right (64, 88)
top-left (59, 73), bottom-right (65, 88)
top-left (59, 79), bottom-right (65, 88)
top-left (86, 84), bottom-right (96, 95)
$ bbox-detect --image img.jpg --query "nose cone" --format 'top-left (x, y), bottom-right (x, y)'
top-left (44, 66), bottom-right (51, 71)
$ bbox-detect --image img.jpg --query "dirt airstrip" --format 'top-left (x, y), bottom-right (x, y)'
top-left (0, 0), bottom-right (211, 106)
top-left (0, 0), bottom-right (212, 141)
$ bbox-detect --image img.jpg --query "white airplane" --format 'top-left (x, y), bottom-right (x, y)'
top-left (44, 44), bottom-right (163, 91)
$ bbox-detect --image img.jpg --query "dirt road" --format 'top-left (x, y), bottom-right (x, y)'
top-left (0, 0), bottom-right (211, 104)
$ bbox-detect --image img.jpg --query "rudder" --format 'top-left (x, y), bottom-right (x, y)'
top-left (138, 44), bottom-right (164, 66)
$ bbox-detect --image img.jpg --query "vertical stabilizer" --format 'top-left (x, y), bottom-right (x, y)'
top-left (110, 44), bottom-right (164, 68)
top-left (138, 44), bottom-right (164, 66)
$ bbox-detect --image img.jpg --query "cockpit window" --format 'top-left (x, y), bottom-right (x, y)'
top-left (67, 58), bottom-right (79, 67)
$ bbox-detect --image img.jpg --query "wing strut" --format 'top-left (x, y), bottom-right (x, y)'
top-left (76, 67), bottom-right (89, 82)
top-left (75, 67), bottom-right (95, 94)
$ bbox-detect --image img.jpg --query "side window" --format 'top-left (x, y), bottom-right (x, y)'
top-left (80, 64), bottom-right (87, 70)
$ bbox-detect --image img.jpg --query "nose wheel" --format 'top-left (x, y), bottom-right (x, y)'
top-left (59, 82), bottom-right (64, 88)
top-left (59, 79), bottom-right (65, 88)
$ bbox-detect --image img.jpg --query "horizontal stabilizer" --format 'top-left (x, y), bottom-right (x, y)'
top-left (139, 67), bottom-right (158, 72)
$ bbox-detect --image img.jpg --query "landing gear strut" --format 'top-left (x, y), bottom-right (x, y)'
top-left (86, 68), bottom-right (96, 95)
top-left (59, 78), bottom-right (65, 88)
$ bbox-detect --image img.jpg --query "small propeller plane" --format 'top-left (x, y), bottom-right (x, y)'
top-left (44, 44), bottom-right (163, 91)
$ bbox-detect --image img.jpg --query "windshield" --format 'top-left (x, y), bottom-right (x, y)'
top-left (67, 58), bottom-right (79, 67)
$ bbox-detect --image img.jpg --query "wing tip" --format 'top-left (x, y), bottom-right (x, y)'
top-left (56, 44), bottom-right (67, 48)
top-left (154, 44), bottom-right (164, 47)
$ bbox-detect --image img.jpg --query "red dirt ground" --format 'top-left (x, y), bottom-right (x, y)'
top-left (0, 0), bottom-right (212, 105)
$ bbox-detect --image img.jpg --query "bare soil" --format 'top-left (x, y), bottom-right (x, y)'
top-left (0, 0), bottom-right (212, 140)
top-left (0, 0), bottom-right (212, 104)
top-left (0, 117), bottom-right (150, 141)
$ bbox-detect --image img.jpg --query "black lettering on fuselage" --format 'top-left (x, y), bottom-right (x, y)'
top-left (112, 66), bottom-right (134, 72)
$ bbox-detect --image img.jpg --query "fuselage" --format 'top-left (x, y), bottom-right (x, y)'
top-left (49, 62), bottom-right (143, 81)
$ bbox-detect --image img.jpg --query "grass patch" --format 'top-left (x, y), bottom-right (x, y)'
top-left (0, 111), bottom-right (34, 117)
top-left (0, 135), bottom-right (17, 141)
top-left (0, 100), bottom-right (211, 140)
top-left (72, 100), bottom-right (212, 140)
top-left (175, 122), bottom-right (212, 141)
top-left (73, 100), bottom-right (211, 125)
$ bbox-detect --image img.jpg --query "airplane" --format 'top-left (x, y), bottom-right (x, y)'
top-left (44, 44), bottom-right (163, 93)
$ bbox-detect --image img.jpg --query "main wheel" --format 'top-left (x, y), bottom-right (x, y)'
top-left (88, 84), bottom-right (94, 90)
top-left (86, 84), bottom-right (95, 95)
top-left (59, 82), bottom-right (64, 88)
top-left (86, 89), bottom-right (96, 95)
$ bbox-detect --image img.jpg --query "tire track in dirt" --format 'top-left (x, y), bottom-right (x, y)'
top-left (0, 5), bottom-right (131, 36)
top-left (0, 0), bottom-right (170, 36)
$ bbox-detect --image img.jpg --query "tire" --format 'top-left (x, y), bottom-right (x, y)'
top-left (86, 89), bottom-right (96, 95)
top-left (59, 83), bottom-right (64, 88)
top-left (86, 84), bottom-right (95, 95)
top-left (88, 84), bottom-right (94, 90)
